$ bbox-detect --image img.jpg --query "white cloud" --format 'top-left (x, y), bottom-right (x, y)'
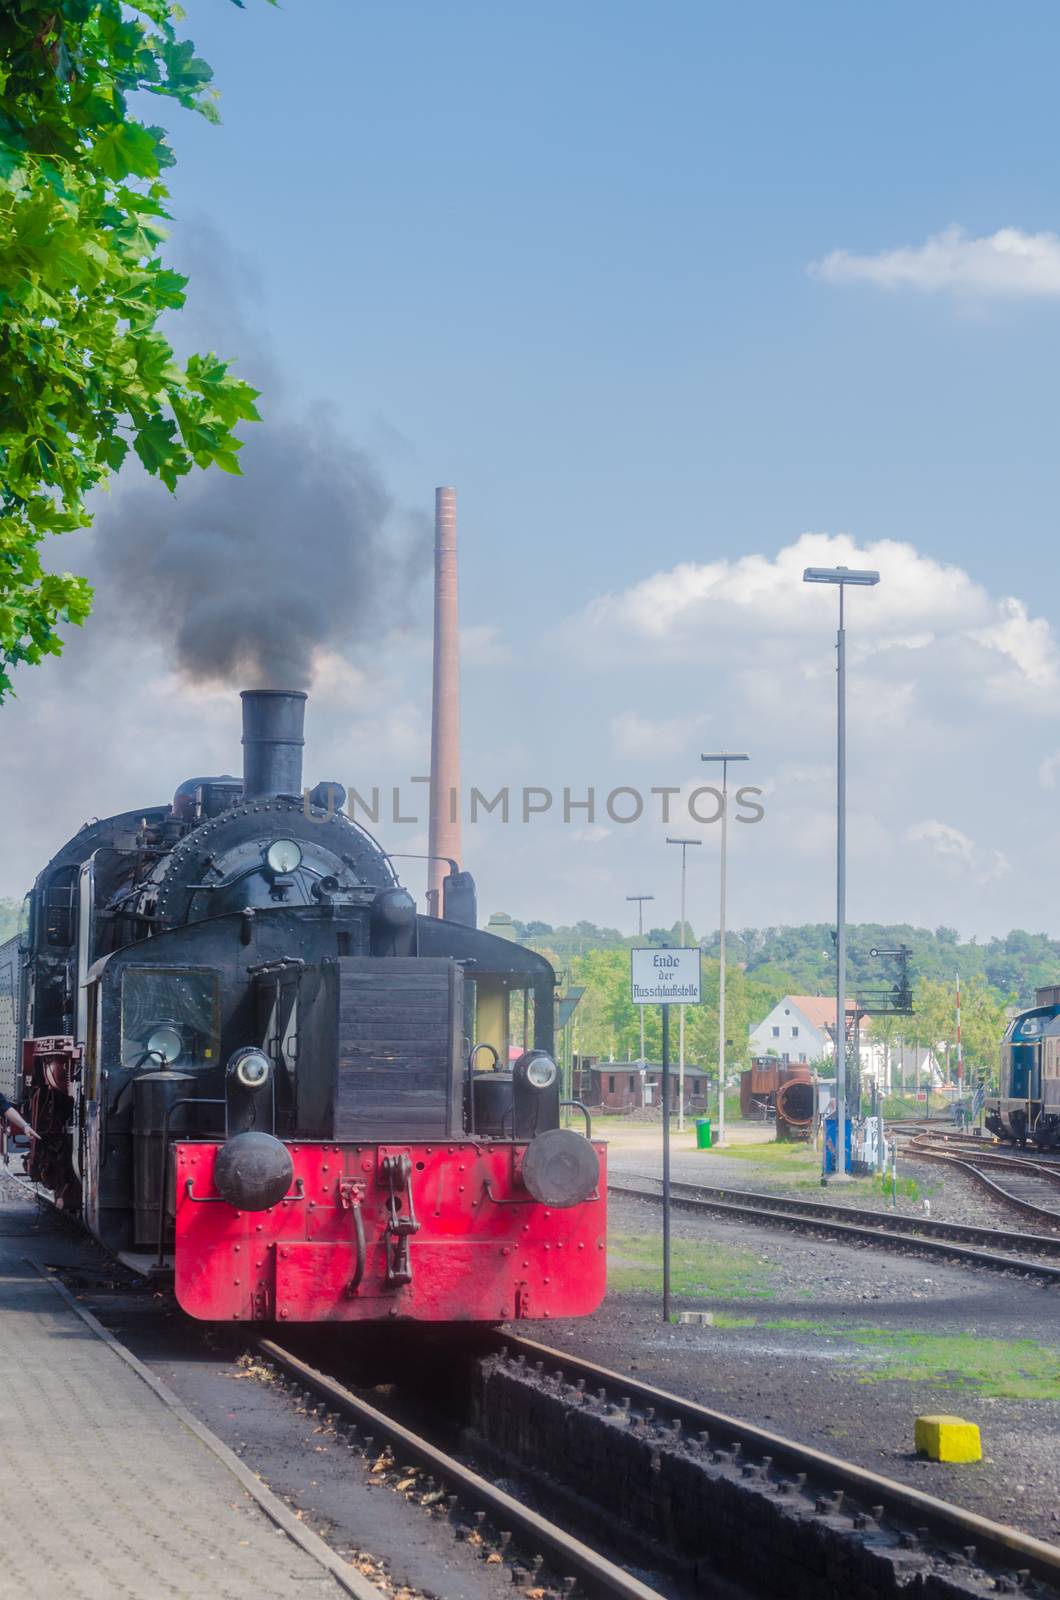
top-left (567, 531), bottom-right (1056, 707)
top-left (906, 820), bottom-right (1008, 883)
top-left (971, 598), bottom-right (1060, 695)
top-left (611, 711), bottom-right (707, 759)
top-left (460, 623), bottom-right (512, 667)
top-left (809, 226), bottom-right (1060, 299)
top-left (536, 531), bottom-right (1060, 935)
top-left (574, 532), bottom-right (981, 644)
top-left (1039, 753), bottom-right (1060, 790)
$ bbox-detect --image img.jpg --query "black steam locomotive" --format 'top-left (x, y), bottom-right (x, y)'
top-left (0, 691), bottom-right (605, 1323)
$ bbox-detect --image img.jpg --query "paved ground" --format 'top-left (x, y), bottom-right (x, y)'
top-left (0, 1178), bottom-right (353, 1600)
top-left (0, 1170), bottom-right (516, 1600)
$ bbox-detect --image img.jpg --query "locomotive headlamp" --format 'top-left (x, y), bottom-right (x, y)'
top-left (230, 1046), bottom-right (271, 1089)
top-left (514, 1051), bottom-right (558, 1091)
top-left (147, 1026), bottom-right (183, 1066)
top-left (266, 838), bottom-right (302, 875)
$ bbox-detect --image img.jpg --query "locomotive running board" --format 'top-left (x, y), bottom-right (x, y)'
top-left (117, 1250), bottom-right (173, 1280)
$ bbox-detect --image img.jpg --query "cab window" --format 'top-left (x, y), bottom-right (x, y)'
top-left (120, 968), bottom-right (219, 1070)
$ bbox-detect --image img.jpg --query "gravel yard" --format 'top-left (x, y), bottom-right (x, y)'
top-left (545, 1178), bottom-right (1060, 1546)
top-left (602, 1117), bottom-right (1060, 1234)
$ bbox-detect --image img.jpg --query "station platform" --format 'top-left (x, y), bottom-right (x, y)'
top-left (0, 1180), bottom-right (370, 1600)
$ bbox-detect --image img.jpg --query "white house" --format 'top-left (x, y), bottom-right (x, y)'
top-left (749, 995), bottom-right (853, 1066)
top-left (749, 995), bottom-right (940, 1094)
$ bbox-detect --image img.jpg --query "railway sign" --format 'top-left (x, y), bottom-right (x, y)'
top-left (630, 947), bottom-right (702, 1326)
top-left (556, 986), bottom-right (586, 1030)
top-left (630, 947), bottom-right (701, 1006)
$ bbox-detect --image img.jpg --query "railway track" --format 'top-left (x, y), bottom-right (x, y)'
top-left (609, 1176), bottom-right (1060, 1279)
top-left (903, 1139), bottom-right (1060, 1224)
top-left (890, 1125), bottom-right (1060, 1168)
top-left (256, 1332), bottom-right (1060, 1599)
top-left (258, 1337), bottom-right (667, 1600)
top-left (488, 1331), bottom-right (1060, 1594)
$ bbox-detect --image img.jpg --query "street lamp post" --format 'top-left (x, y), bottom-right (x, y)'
top-left (626, 894), bottom-right (655, 1065)
top-left (700, 753), bottom-right (749, 1149)
top-left (665, 836), bottom-right (701, 1132)
top-left (802, 565), bottom-right (880, 1178)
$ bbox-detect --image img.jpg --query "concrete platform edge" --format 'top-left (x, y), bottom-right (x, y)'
top-left (27, 1260), bottom-right (382, 1600)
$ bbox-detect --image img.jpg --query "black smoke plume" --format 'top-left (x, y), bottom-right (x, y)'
top-left (92, 223), bottom-right (428, 689)
top-left (94, 418), bottom-right (428, 688)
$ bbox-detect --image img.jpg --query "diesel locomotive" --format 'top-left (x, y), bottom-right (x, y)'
top-left (986, 984), bottom-right (1060, 1147)
top-left (0, 690), bottom-right (606, 1323)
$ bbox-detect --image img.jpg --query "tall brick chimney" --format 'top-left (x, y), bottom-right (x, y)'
top-left (428, 486), bottom-right (461, 915)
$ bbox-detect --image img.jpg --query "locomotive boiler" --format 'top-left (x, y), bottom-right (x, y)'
top-left (986, 984), bottom-right (1060, 1148)
top-left (0, 690), bottom-right (605, 1323)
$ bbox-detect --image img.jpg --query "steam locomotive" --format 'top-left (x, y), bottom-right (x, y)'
top-left (986, 984), bottom-right (1060, 1148)
top-left (0, 690), bottom-right (606, 1323)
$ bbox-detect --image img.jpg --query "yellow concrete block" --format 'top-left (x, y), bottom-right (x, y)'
top-left (914, 1414), bottom-right (982, 1463)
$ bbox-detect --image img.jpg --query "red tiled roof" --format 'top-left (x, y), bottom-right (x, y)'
top-left (784, 996), bottom-right (858, 1029)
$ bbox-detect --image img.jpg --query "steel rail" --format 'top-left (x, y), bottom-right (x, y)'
top-left (492, 1331), bottom-right (1060, 1590)
top-left (909, 1140), bottom-right (1060, 1187)
top-left (257, 1339), bottom-right (666, 1600)
top-left (608, 1179), bottom-right (1060, 1280)
top-left (622, 1172), bottom-right (1060, 1247)
top-left (892, 1126), bottom-right (1060, 1168)
top-left (904, 1146), bottom-right (1060, 1223)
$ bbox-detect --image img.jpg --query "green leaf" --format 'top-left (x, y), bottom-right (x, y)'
top-left (132, 415), bottom-right (186, 487)
top-left (0, 0), bottom-right (269, 700)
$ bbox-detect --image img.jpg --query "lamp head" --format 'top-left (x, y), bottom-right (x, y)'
top-left (803, 566), bottom-right (880, 586)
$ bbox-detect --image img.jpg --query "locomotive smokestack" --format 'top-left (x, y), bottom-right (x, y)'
top-left (241, 689), bottom-right (307, 799)
top-left (428, 487), bottom-right (462, 916)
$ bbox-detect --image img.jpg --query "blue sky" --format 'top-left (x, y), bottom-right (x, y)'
top-left (165, 0), bottom-right (1060, 609)
top-left (5, 0), bottom-right (1060, 941)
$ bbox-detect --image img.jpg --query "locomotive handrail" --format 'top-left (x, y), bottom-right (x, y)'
top-left (482, 1179), bottom-right (533, 1206)
top-left (483, 1176), bottom-right (603, 1208)
top-left (184, 1174), bottom-right (306, 1206)
top-left (561, 1099), bottom-right (593, 1137)
top-left (154, 1095), bottom-right (226, 1267)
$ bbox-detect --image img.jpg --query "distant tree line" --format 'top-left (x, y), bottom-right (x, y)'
top-left (504, 918), bottom-right (1059, 1008)
top-left (494, 918), bottom-right (1042, 1081)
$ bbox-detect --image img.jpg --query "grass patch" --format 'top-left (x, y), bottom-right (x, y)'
top-left (699, 1140), bottom-right (934, 1204)
top-left (846, 1329), bottom-right (1060, 1401)
top-left (698, 1140), bottom-right (818, 1168)
top-left (871, 1172), bottom-right (921, 1201)
top-left (707, 1315), bottom-right (1060, 1400)
top-left (608, 1231), bottom-right (775, 1299)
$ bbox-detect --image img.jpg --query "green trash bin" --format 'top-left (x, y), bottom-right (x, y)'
top-left (695, 1118), bottom-right (712, 1149)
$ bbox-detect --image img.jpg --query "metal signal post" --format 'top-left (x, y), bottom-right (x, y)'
top-left (661, 1003), bottom-right (671, 1322)
top-left (631, 946), bottom-right (702, 1323)
top-left (626, 894), bottom-right (655, 1065)
top-left (665, 838), bottom-right (701, 1132)
top-left (803, 565), bottom-right (880, 1178)
top-left (700, 753), bottom-right (749, 1148)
